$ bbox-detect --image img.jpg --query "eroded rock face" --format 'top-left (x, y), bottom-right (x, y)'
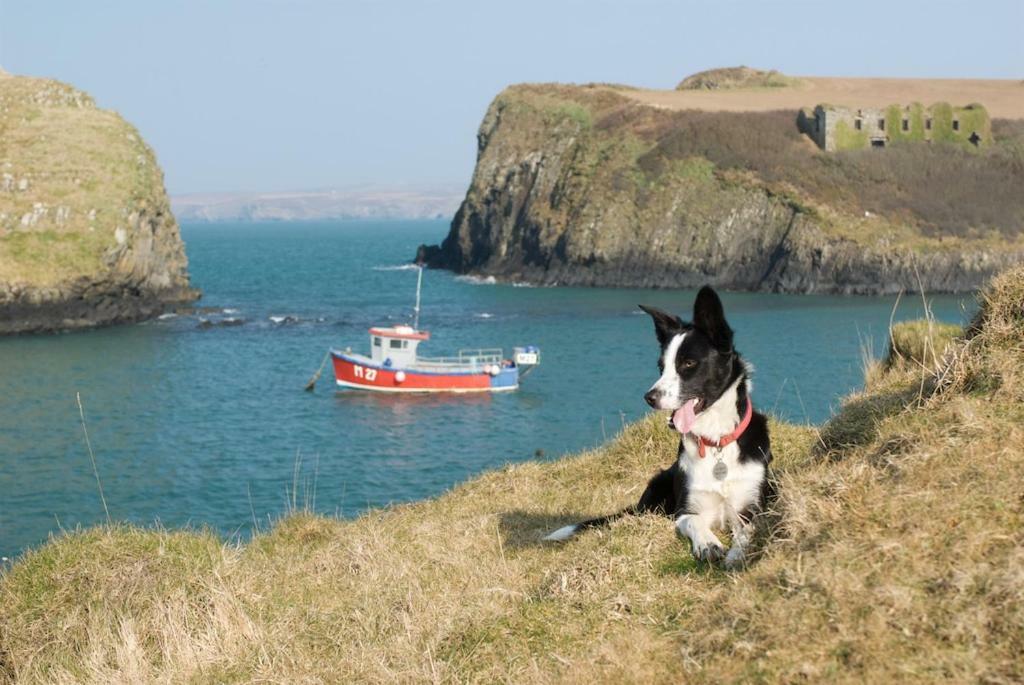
top-left (0, 71), bottom-right (198, 334)
top-left (418, 84), bottom-right (1021, 294)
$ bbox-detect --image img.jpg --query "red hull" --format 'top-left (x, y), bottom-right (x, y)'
top-left (331, 352), bottom-right (501, 393)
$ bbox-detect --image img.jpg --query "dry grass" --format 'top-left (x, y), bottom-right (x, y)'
top-left (887, 319), bottom-right (962, 372)
top-left (3, 268), bottom-right (1024, 683)
top-left (615, 76), bottom-right (1024, 119)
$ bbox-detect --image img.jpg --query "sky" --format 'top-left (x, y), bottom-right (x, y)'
top-left (1, 0), bottom-right (1021, 195)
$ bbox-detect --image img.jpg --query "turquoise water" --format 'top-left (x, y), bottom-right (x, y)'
top-left (0, 220), bottom-right (972, 557)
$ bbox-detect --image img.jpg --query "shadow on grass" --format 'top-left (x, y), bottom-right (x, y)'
top-left (497, 510), bottom-right (594, 550)
top-left (816, 384), bottom-right (922, 459)
top-left (501, 509), bottom-right (764, 580)
top-left (654, 548), bottom-right (735, 578)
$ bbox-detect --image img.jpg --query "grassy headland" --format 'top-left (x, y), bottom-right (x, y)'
top-left (2, 266), bottom-right (1023, 683)
top-left (0, 74), bottom-right (162, 285)
top-left (0, 71), bottom-right (195, 334)
top-left (492, 84), bottom-right (1024, 244)
top-left (420, 80), bottom-right (1024, 293)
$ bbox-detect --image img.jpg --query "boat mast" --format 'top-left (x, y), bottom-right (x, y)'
top-left (413, 265), bottom-right (423, 331)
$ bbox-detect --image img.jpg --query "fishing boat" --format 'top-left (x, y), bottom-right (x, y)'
top-left (330, 267), bottom-right (540, 393)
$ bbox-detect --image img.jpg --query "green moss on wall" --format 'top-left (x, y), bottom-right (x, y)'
top-left (887, 103), bottom-right (927, 144)
top-left (885, 105), bottom-right (903, 143)
top-left (955, 105), bottom-right (991, 147)
top-left (929, 102), bottom-right (956, 142)
top-left (908, 103), bottom-right (927, 141)
top-left (928, 103), bottom-right (989, 147)
top-left (823, 102), bottom-right (990, 151)
top-left (833, 119), bottom-right (869, 151)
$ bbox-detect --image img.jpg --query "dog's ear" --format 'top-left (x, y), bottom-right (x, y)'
top-left (692, 286), bottom-right (733, 352)
top-left (638, 305), bottom-right (682, 347)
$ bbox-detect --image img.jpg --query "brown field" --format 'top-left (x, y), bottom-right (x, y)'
top-left (612, 76), bottom-right (1024, 117)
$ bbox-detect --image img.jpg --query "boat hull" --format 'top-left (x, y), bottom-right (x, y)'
top-left (331, 351), bottom-right (518, 393)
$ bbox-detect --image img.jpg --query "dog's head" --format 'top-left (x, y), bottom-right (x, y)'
top-left (639, 286), bottom-right (740, 433)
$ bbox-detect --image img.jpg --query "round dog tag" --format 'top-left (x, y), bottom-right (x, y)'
top-left (712, 459), bottom-right (728, 481)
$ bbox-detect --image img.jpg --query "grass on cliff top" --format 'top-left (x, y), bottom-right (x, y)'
top-left (0, 74), bottom-right (167, 287)
top-left (3, 267), bottom-right (1024, 683)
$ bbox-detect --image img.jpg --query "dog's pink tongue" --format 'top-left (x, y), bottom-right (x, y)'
top-left (672, 398), bottom-right (700, 435)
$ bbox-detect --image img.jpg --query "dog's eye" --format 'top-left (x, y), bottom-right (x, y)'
top-left (680, 359), bottom-right (697, 370)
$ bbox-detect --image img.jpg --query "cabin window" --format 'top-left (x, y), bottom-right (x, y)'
top-left (953, 119), bottom-right (960, 131)
top-left (854, 119), bottom-right (862, 130)
top-left (390, 339), bottom-right (403, 349)
top-left (926, 118), bottom-right (932, 130)
top-left (878, 119), bottom-right (885, 131)
top-left (373, 337), bottom-right (381, 347)
top-left (902, 119), bottom-right (909, 131)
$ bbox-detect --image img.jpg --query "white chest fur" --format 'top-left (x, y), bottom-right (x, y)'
top-left (678, 439), bottom-right (765, 529)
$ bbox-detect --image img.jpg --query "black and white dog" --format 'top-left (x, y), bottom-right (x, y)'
top-left (544, 286), bottom-right (771, 569)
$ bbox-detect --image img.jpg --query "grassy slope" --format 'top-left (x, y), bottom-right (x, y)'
top-left (0, 74), bottom-right (167, 287)
top-left (2, 269), bottom-right (1023, 683)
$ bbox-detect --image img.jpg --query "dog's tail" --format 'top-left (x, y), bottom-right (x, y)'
top-left (542, 506), bottom-right (638, 541)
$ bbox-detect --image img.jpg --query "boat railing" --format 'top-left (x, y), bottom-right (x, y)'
top-left (416, 348), bottom-right (505, 368)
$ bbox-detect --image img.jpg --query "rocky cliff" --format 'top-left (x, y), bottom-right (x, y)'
top-left (418, 84), bottom-right (1024, 294)
top-left (0, 71), bottom-right (197, 334)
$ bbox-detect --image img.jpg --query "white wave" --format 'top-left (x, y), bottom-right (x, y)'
top-left (456, 275), bottom-right (497, 286)
top-left (222, 308), bottom-right (239, 314)
top-left (157, 313), bottom-right (177, 320)
top-left (454, 274), bottom-right (536, 288)
top-left (373, 264), bottom-right (420, 271)
top-left (475, 312), bottom-right (494, 319)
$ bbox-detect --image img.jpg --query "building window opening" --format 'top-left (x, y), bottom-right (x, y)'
top-left (878, 119), bottom-right (885, 131)
top-left (854, 119), bottom-right (862, 130)
top-left (373, 337), bottom-right (382, 347)
top-left (390, 339), bottom-right (403, 349)
top-left (926, 118), bottom-right (932, 130)
top-left (953, 119), bottom-right (960, 131)
top-left (871, 138), bottom-right (886, 148)
top-left (902, 119), bottom-right (909, 131)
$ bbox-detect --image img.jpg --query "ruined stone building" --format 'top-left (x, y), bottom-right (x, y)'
top-left (798, 102), bottom-right (990, 151)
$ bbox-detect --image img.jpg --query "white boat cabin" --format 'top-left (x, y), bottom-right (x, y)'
top-left (369, 326), bottom-right (429, 368)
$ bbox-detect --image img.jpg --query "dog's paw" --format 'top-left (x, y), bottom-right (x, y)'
top-left (694, 542), bottom-right (726, 564)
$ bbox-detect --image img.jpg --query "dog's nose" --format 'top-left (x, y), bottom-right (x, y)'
top-left (644, 389), bottom-right (658, 407)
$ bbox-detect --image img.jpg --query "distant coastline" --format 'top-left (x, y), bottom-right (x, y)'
top-left (171, 186), bottom-right (463, 223)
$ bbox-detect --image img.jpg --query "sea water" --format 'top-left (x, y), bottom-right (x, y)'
top-left (0, 220), bottom-right (972, 557)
